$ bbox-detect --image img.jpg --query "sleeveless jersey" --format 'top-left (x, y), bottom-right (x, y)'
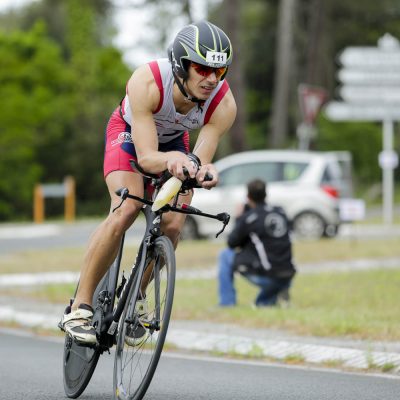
top-left (120, 58), bottom-right (230, 144)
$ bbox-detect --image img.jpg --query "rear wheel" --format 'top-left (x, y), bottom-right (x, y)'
top-left (62, 277), bottom-right (107, 398)
top-left (114, 235), bottom-right (176, 400)
top-left (293, 211), bottom-right (325, 239)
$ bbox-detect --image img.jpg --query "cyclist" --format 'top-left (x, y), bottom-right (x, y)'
top-left (61, 20), bottom-right (237, 345)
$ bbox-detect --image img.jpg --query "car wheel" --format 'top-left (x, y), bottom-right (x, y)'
top-left (324, 224), bottom-right (339, 238)
top-left (293, 212), bottom-right (325, 239)
top-left (180, 216), bottom-right (199, 240)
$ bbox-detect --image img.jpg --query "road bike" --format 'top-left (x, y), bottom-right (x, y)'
top-left (61, 159), bottom-right (230, 400)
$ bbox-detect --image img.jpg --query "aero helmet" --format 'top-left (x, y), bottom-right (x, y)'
top-left (168, 21), bottom-right (233, 81)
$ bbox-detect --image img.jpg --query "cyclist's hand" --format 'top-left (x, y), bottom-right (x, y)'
top-left (196, 164), bottom-right (218, 189)
top-left (166, 152), bottom-right (197, 180)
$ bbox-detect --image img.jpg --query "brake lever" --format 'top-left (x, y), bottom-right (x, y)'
top-left (112, 187), bottom-right (129, 212)
top-left (215, 212), bottom-right (230, 238)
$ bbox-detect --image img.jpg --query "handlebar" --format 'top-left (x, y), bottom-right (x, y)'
top-left (116, 158), bottom-right (229, 237)
top-left (113, 184), bottom-right (230, 238)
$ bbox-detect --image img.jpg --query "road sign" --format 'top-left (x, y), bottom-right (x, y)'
top-left (324, 102), bottom-right (400, 121)
top-left (338, 86), bottom-right (400, 103)
top-left (298, 84), bottom-right (328, 124)
top-left (325, 33), bottom-right (400, 226)
top-left (337, 69), bottom-right (400, 85)
top-left (338, 33), bottom-right (400, 68)
top-left (339, 199), bottom-right (366, 222)
top-left (339, 48), bottom-right (400, 68)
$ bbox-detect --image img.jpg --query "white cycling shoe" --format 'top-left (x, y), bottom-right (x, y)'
top-left (60, 304), bottom-right (97, 346)
top-left (125, 299), bottom-right (149, 346)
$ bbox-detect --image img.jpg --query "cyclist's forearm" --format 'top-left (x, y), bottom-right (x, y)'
top-left (137, 151), bottom-right (169, 174)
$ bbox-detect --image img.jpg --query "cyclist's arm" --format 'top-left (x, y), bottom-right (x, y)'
top-left (128, 66), bottom-right (195, 178)
top-left (194, 89), bottom-right (237, 188)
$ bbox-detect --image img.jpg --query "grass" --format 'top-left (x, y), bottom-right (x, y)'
top-left (1, 236), bottom-right (399, 275)
top-left (4, 267), bottom-right (399, 342)
top-left (1, 236), bottom-right (400, 342)
top-left (171, 268), bottom-right (400, 341)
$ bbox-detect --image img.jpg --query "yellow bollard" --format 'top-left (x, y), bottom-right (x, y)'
top-left (64, 176), bottom-right (76, 222)
top-left (33, 184), bottom-right (44, 223)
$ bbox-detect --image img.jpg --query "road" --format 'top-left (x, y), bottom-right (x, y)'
top-left (1, 219), bottom-right (400, 255)
top-left (0, 330), bottom-right (399, 400)
top-left (0, 220), bottom-right (147, 254)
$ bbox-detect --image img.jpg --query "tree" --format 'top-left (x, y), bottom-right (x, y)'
top-left (0, 0), bottom-right (130, 220)
top-left (222, 0), bottom-right (247, 153)
top-left (0, 23), bottom-right (73, 220)
top-left (270, 0), bottom-right (296, 148)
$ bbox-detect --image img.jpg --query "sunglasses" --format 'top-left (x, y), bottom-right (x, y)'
top-left (191, 62), bottom-right (227, 79)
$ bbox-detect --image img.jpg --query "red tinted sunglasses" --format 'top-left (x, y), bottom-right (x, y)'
top-left (191, 62), bottom-right (227, 79)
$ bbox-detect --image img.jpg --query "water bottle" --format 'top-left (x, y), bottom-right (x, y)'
top-left (151, 176), bottom-right (183, 211)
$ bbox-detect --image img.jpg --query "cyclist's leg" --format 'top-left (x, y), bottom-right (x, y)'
top-left (139, 190), bottom-right (193, 295)
top-left (73, 170), bottom-right (144, 309)
top-left (70, 107), bottom-right (145, 310)
top-left (162, 190), bottom-right (194, 247)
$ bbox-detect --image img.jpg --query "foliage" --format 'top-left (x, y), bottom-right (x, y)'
top-left (317, 116), bottom-right (382, 183)
top-left (0, 1), bottom-right (130, 221)
top-left (0, 0), bottom-right (399, 220)
top-left (0, 22), bottom-right (72, 220)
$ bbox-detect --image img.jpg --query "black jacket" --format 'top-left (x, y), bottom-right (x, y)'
top-left (227, 203), bottom-right (296, 279)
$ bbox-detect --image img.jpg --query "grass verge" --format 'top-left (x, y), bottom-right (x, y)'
top-left (2, 268), bottom-right (399, 341)
top-left (1, 237), bottom-right (399, 274)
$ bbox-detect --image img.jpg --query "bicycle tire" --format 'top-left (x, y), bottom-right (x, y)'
top-left (62, 272), bottom-right (109, 398)
top-left (114, 235), bottom-right (176, 400)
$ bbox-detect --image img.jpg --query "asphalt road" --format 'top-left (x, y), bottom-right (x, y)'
top-left (0, 330), bottom-right (399, 400)
top-left (0, 220), bottom-right (146, 255)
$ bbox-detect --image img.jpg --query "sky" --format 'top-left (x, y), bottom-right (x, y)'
top-left (0, 0), bottom-right (207, 67)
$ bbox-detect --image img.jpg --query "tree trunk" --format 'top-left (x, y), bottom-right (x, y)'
top-left (224, 0), bottom-right (247, 152)
top-left (270, 0), bottom-right (296, 148)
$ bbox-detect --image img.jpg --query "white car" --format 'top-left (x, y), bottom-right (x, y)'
top-left (184, 150), bottom-right (352, 240)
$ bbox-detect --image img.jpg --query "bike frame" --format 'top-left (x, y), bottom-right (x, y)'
top-left (92, 171), bottom-right (230, 353)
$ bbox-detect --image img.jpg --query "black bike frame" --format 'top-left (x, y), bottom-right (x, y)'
top-left (93, 171), bottom-right (230, 351)
top-left (105, 202), bottom-right (164, 338)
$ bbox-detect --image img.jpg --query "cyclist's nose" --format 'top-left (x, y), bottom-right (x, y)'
top-left (207, 72), bottom-right (218, 83)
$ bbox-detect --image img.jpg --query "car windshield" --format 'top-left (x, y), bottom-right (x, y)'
top-left (219, 161), bottom-right (308, 187)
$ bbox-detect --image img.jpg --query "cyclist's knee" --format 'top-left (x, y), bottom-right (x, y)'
top-left (162, 220), bottom-right (182, 245)
top-left (108, 202), bottom-right (141, 235)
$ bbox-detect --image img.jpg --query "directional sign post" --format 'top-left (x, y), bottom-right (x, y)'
top-left (324, 33), bottom-right (400, 225)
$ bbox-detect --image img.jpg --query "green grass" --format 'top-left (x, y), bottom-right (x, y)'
top-left (1, 237), bottom-right (399, 275)
top-left (171, 268), bottom-right (400, 341)
top-left (7, 267), bottom-right (399, 341)
top-left (1, 236), bottom-right (400, 342)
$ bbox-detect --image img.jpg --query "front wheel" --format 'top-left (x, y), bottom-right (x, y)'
top-left (114, 235), bottom-right (176, 400)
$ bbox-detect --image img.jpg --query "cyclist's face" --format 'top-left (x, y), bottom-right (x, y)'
top-left (185, 63), bottom-right (223, 100)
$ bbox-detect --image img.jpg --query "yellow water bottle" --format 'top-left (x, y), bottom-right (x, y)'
top-left (151, 176), bottom-right (183, 211)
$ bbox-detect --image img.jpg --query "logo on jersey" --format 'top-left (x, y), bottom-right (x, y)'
top-left (111, 132), bottom-right (133, 146)
top-left (264, 213), bottom-right (288, 238)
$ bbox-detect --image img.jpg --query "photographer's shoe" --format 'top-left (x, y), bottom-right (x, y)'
top-left (125, 299), bottom-right (149, 346)
top-left (60, 304), bottom-right (97, 345)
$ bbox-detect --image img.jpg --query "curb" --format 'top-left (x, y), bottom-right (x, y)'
top-left (0, 305), bottom-right (399, 376)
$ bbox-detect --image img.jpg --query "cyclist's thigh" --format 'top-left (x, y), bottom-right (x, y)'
top-left (106, 170), bottom-right (144, 211)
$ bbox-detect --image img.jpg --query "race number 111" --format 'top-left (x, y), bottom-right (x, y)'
top-left (206, 51), bottom-right (227, 64)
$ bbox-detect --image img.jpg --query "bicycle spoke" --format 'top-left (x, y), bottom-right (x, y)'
top-left (114, 236), bottom-right (175, 400)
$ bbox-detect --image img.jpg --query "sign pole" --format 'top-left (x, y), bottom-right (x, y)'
top-left (382, 119), bottom-right (394, 224)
